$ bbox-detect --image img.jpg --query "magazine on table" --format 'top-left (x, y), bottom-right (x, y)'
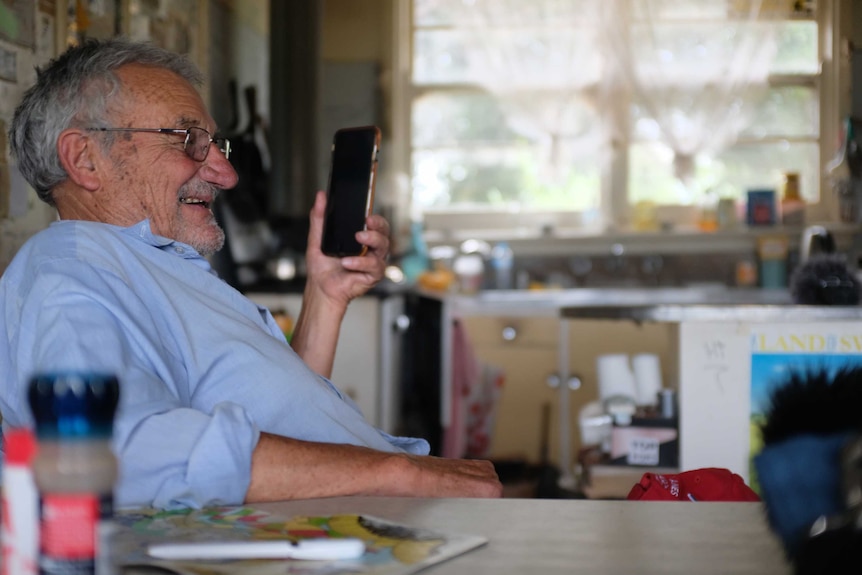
top-left (113, 505), bottom-right (488, 575)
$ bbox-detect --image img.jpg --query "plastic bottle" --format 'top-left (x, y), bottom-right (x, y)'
top-left (27, 372), bottom-right (120, 575)
top-left (2, 428), bottom-right (39, 575)
top-left (490, 242), bottom-right (514, 290)
top-left (698, 189), bottom-right (719, 232)
top-left (400, 220), bottom-right (430, 282)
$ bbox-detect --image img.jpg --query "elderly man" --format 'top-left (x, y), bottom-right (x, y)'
top-left (1, 38), bottom-right (501, 508)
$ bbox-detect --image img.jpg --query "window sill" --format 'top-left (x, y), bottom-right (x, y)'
top-left (422, 222), bottom-right (861, 257)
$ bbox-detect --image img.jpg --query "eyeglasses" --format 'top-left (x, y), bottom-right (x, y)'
top-left (87, 126), bottom-right (231, 162)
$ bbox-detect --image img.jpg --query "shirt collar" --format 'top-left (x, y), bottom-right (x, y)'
top-left (121, 220), bottom-right (205, 260)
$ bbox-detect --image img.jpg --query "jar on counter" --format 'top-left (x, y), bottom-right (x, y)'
top-left (735, 257), bottom-right (758, 288)
top-left (757, 236), bottom-right (789, 289)
top-left (453, 253), bottom-right (484, 294)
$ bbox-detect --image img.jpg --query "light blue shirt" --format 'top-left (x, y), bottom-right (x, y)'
top-left (0, 219), bottom-right (429, 509)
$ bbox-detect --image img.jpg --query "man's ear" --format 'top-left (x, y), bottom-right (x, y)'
top-left (57, 129), bottom-right (102, 191)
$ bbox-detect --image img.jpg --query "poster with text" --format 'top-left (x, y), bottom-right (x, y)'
top-left (749, 324), bottom-right (862, 492)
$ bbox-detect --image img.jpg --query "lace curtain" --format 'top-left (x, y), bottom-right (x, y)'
top-left (453, 0), bottom-right (787, 194)
top-left (453, 1), bottom-right (609, 183)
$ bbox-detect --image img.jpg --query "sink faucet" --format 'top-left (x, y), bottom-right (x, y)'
top-left (800, 225), bottom-right (836, 263)
top-left (603, 243), bottom-right (627, 277)
top-left (640, 255), bottom-right (664, 286)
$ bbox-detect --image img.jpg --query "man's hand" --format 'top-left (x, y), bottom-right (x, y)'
top-left (290, 191), bottom-right (391, 377)
top-left (304, 190), bottom-right (390, 309)
top-left (386, 453), bottom-right (504, 498)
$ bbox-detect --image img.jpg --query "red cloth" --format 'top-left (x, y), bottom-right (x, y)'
top-left (626, 468), bottom-right (761, 502)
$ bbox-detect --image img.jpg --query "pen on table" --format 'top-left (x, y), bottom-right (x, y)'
top-left (147, 538), bottom-right (366, 561)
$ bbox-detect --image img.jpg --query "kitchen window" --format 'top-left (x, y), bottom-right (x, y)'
top-left (402, 0), bottom-right (827, 239)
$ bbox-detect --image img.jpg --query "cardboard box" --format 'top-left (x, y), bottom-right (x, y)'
top-left (746, 189), bottom-right (777, 226)
top-left (609, 416), bottom-right (678, 467)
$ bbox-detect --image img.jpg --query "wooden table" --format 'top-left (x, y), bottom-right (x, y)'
top-left (247, 496), bottom-right (791, 575)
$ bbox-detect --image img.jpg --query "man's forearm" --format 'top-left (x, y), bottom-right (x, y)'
top-left (245, 433), bottom-right (504, 502)
top-left (246, 433), bottom-right (400, 501)
top-left (289, 288), bottom-right (347, 378)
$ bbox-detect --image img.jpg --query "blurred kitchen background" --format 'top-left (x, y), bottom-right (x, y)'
top-left (2, 0), bottom-right (862, 498)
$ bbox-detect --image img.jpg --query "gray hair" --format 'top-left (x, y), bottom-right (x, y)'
top-left (8, 37), bottom-right (204, 206)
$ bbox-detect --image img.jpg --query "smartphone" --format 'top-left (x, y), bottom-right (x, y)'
top-left (321, 125), bottom-right (381, 257)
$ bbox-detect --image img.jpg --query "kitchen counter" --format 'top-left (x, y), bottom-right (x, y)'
top-left (422, 285), bottom-right (794, 317)
top-left (563, 302), bottom-right (862, 322)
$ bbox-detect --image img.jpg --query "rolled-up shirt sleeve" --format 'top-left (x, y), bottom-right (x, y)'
top-left (117, 402), bottom-right (259, 509)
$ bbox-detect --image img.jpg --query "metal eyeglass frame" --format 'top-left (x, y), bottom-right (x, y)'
top-left (86, 126), bottom-right (231, 161)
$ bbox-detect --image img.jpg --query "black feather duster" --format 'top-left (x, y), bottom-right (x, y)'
top-left (759, 365), bottom-right (862, 445)
top-left (790, 254), bottom-right (861, 306)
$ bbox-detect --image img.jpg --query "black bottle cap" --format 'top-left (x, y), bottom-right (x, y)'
top-left (27, 372), bottom-right (120, 439)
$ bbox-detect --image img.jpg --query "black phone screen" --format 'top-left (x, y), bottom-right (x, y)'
top-left (321, 127), bottom-right (379, 257)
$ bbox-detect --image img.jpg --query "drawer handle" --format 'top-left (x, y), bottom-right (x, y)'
top-left (547, 374), bottom-right (582, 390)
top-left (501, 325), bottom-right (518, 341)
top-left (393, 314), bottom-right (411, 333)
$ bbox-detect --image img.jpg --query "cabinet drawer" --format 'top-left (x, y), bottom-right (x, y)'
top-left (462, 316), bottom-right (558, 347)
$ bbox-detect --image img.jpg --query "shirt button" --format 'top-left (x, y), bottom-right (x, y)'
top-left (175, 247), bottom-right (185, 254)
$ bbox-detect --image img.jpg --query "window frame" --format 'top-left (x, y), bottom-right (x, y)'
top-left (388, 1), bottom-right (842, 245)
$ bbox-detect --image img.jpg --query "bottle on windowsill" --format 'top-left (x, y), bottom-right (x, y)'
top-left (698, 189), bottom-right (719, 232)
top-left (780, 172), bottom-right (805, 226)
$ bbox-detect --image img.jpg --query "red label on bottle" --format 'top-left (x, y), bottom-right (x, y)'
top-left (40, 494), bottom-right (99, 559)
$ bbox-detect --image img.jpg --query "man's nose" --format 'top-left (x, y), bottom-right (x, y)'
top-left (200, 144), bottom-right (239, 189)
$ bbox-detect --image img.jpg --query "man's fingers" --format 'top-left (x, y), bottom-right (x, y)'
top-left (366, 213), bottom-right (390, 235)
top-left (307, 191), bottom-right (326, 252)
top-left (355, 230), bottom-right (388, 253)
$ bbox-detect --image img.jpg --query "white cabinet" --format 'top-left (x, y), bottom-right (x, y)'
top-left (563, 305), bottom-right (862, 485)
top-left (434, 287), bottom-right (804, 488)
top-left (458, 315), bottom-right (675, 469)
top-left (460, 315), bottom-right (560, 464)
top-left (245, 292), bottom-right (404, 433)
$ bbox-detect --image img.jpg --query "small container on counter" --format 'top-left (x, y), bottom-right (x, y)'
top-left (453, 253), bottom-right (485, 294)
top-left (658, 388), bottom-right (678, 420)
top-left (735, 257), bottom-right (758, 288)
top-left (490, 242), bottom-right (514, 290)
top-left (757, 235), bottom-right (789, 289)
top-left (717, 198), bottom-right (737, 229)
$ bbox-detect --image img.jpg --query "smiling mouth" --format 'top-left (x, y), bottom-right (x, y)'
top-left (179, 197), bottom-right (212, 209)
